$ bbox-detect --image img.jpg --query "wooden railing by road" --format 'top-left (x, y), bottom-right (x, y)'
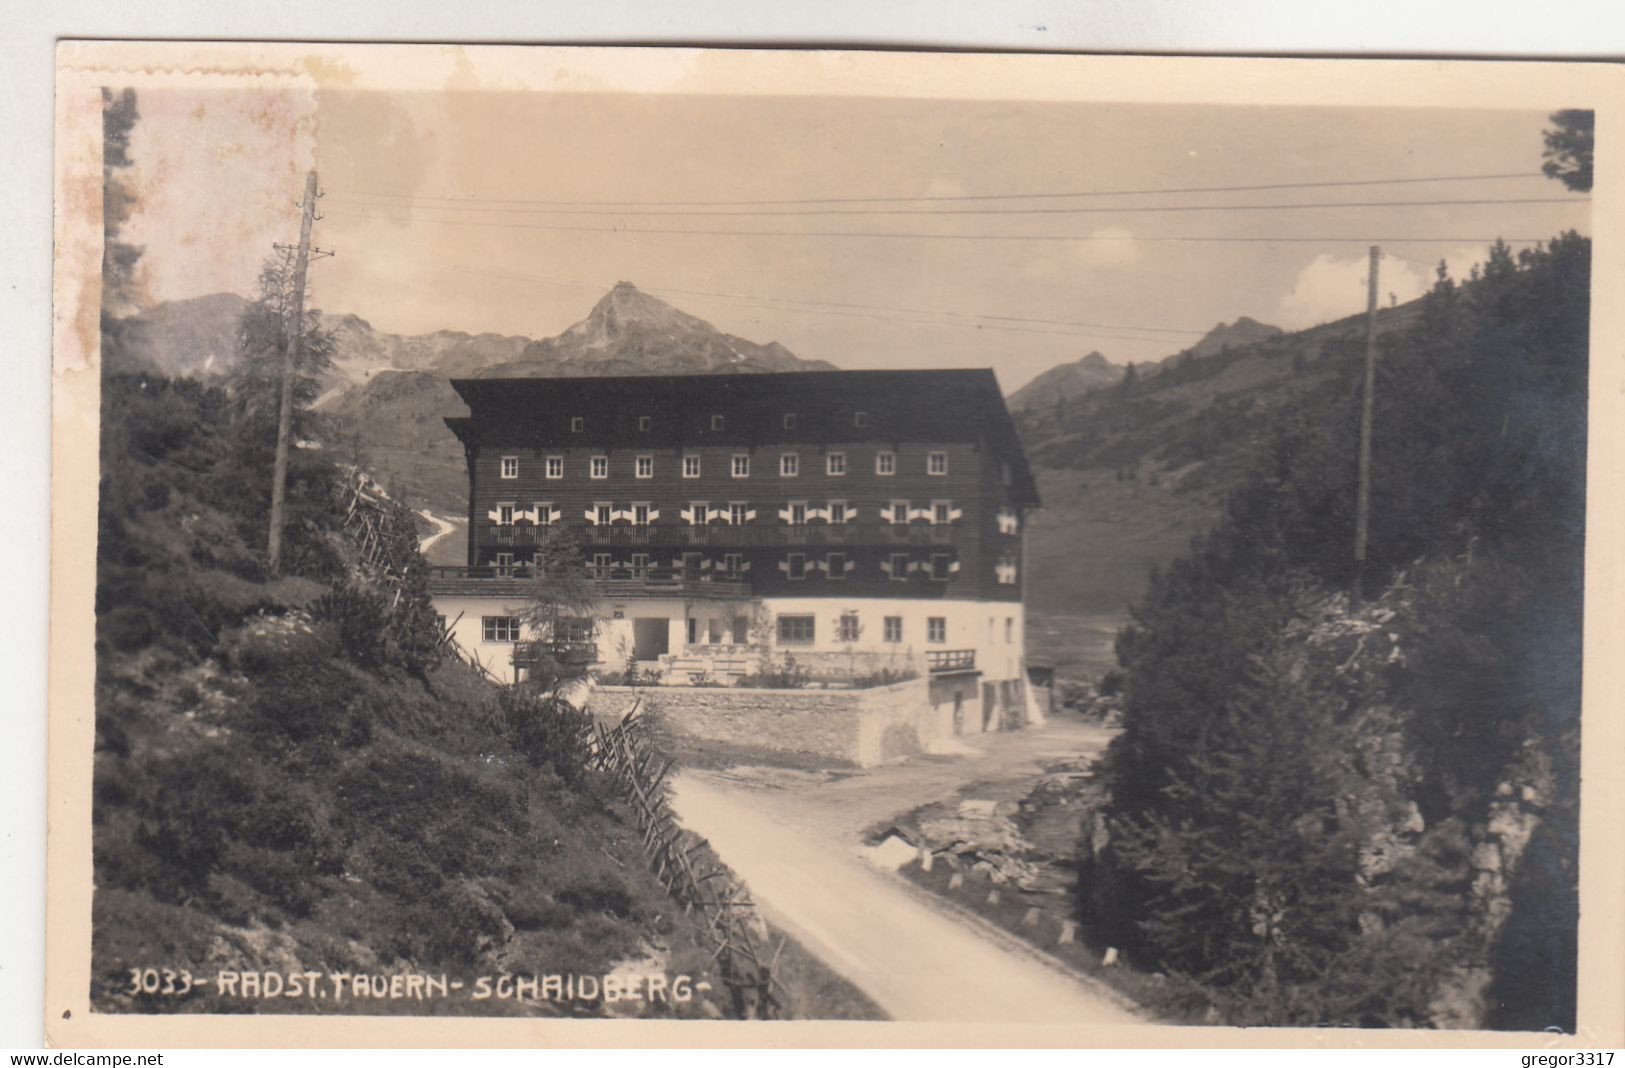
top-left (586, 703), bottom-right (785, 1019)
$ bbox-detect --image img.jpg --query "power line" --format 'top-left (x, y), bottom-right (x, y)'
top-left (322, 207), bottom-right (1561, 246)
top-left (322, 194), bottom-right (1583, 220)
top-left (360, 256), bottom-right (1208, 344)
top-left (330, 171), bottom-right (1550, 208)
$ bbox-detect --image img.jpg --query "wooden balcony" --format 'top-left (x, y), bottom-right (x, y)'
top-left (476, 522), bottom-right (957, 549)
top-left (926, 649), bottom-right (978, 674)
top-left (428, 565), bottom-right (752, 600)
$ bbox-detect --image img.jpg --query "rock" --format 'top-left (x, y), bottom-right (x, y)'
top-left (958, 799), bottom-right (999, 820)
top-left (862, 833), bottom-right (920, 871)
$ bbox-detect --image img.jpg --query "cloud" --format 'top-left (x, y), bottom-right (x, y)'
top-left (1019, 227), bottom-right (1142, 280)
top-left (1273, 246), bottom-right (1488, 330)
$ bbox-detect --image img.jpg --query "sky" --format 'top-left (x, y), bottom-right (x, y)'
top-left (121, 88), bottom-right (1592, 394)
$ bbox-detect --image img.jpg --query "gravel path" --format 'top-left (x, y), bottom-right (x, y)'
top-left (668, 719), bottom-right (1140, 1024)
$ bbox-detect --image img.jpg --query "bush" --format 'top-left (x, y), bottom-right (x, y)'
top-left (500, 687), bottom-right (594, 783)
top-left (312, 583), bottom-right (390, 668)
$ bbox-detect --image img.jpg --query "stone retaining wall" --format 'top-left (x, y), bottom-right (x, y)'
top-left (588, 678), bottom-right (933, 768)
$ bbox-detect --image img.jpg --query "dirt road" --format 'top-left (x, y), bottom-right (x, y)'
top-left (416, 509), bottom-right (458, 555)
top-left (668, 718), bottom-right (1140, 1024)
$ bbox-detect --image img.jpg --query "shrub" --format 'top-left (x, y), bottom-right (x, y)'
top-left (312, 583), bottom-right (390, 668)
top-left (500, 687), bottom-right (594, 783)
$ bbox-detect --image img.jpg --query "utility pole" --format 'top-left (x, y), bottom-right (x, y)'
top-left (267, 170), bottom-right (319, 575)
top-left (1352, 244), bottom-right (1380, 606)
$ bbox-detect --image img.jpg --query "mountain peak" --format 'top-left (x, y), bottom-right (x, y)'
top-left (1183, 316), bottom-right (1284, 360)
top-left (472, 283), bottom-right (836, 378)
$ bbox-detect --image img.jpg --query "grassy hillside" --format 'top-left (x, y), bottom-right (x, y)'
top-left (1017, 302), bottom-right (1425, 621)
top-left (91, 373), bottom-right (870, 1018)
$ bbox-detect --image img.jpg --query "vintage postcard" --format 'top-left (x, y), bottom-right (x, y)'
top-left (47, 42), bottom-right (1625, 1047)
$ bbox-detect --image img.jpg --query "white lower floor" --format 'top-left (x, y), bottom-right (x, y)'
top-left (432, 591), bottom-right (1035, 733)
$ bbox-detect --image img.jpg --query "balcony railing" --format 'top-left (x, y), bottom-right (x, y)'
top-left (926, 649), bottom-right (977, 673)
top-left (428, 565), bottom-right (751, 599)
top-left (478, 522), bottom-right (957, 548)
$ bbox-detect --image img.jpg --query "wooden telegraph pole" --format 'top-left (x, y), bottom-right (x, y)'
top-left (1352, 244), bottom-right (1380, 606)
top-left (267, 170), bottom-right (320, 575)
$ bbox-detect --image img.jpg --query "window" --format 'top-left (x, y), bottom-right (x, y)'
top-left (789, 501), bottom-right (807, 525)
top-left (928, 450), bottom-right (948, 476)
top-left (930, 553), bottom-right (952, 581)
top-left (630, 552), bottom-right (650, 576)
top-left (558, 618), bottom-right (595, 644)
top-left (827, 552), bottom-right (847, 580)
top-left (783, 413), bottom-right (797, 430)
top-left (728, 502), bottom-right (748, 526)
top-left (927, 617), bottom-right (946, 644)
top-left (682, 553), bottom-right (703, 579)
top-left (889, 552), bottom-right (910, 581)
top-left (786, 553), bottom-right (807, 580)
top-left (595, 503), bottom-right (612, 526)
top-left (780, 453), bottom-right (799, 477)
top-left (778, 614), bottom-right (815, 644)
top-left (534, 502), bottom-right (552, 526)
top-left (500, 456), bottom-right (518, 479)
top-left (732, 615), bottom-right (749, 643)
top-left (876, 451), bottom-right (896, 476)
top-left (686, 617), bottom-right (698, 644)
top-left (838, 612), bottom-right (861, 641)
top-left (590, 456), bottom-right (609, 479)
top-left (571, 416), bottom-right (585, 433)
top-left (690, 501), bottom-right (708, 526)
top-left (854, 411), bottom-right (870, 428)
top-left (827, 451), bottom-right (847, 476)
top-left (891, 500), bottom-right (910, 524)
top-left (712, 414), bottom-right (725, 431)
top-left (723, 552), bottom-right (743, 578)
top-left (546, 455), bottom-right (563, 479)
top-left (933, 500), bottom-right (952, 525)
top-left (591, 552), bottom-right (612, 576)
top-left (732, 454), bottom-right (750, 478)
top-left (497, 502), bottom-right (515, 525)
top-left (638, 415), bottom-right (652, 432)
top-left (683, 454), bottom-right (701, 478)
top-left (632, 503), bottom-right (651, 527)
top-left (635, 455), bottom-right (654, 479)
top-left (494, 552), bottom-right (514, 577)
top-left (1005, 617), bottom-right (1014, 643)
top-left (483, 616), bottom-right (521, 643)
top-left (884, 616), bottom-right (903, 643)
top-left (829, 501), bottom-right (847, 524)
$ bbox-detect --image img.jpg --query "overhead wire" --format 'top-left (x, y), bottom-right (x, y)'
top-left (321, 194), bottom-right (1583, 220)
top-left (328, 171), bottom-right (1553, 208)
top-left (320, 207), bottom-right (1565, 246)
top-left (357, 255), bottom-right (1208, 345)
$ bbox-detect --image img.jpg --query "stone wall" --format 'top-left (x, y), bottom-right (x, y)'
top-left (588, 678), bottom-right (933, 768)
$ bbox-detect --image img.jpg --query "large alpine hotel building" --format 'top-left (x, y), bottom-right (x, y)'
top-left (430, 369), bottom-right (1042, 733)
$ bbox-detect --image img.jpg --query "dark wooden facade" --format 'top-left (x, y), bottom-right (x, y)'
top-left (446, 370), bottom-right (1040, 603)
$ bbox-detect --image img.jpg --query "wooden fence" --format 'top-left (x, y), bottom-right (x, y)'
top-left (586, 702), bottom-right (786, 1019)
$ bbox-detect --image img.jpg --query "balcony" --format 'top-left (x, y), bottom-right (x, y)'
top-left (926, 649), bottom-right (978, 674)
top-left (428, 565), bottom-right (752, 600)
top-left (477, 522), bottom-right (957, 549)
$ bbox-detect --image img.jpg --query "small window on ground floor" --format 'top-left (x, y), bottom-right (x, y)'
top-left (884, 616), bottom-right (903, 643)
top-left (838, 612), bottom-right (861, 642)
top-left (778, 614), bottom-right (815, 644)
top-left (927, 617), bottom-right (946, 643)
